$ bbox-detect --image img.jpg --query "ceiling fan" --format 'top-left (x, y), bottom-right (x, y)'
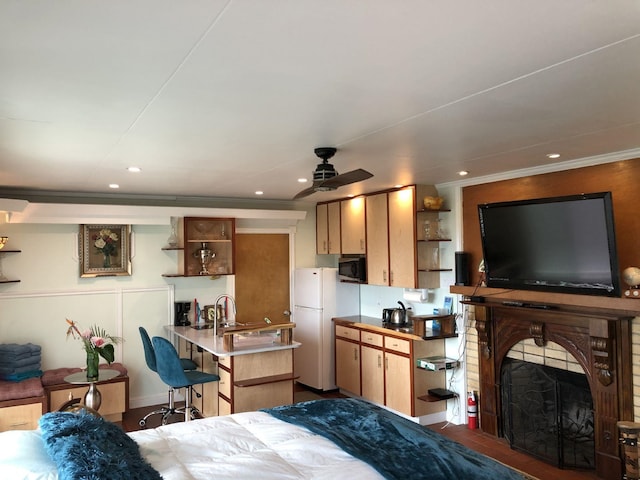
top-left (293, 147), bottom-right (373, 200)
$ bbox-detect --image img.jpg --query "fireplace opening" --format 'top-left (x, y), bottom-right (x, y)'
top-left (501, 358), bottom-right (594, 470)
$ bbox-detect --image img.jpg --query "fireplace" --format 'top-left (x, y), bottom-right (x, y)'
top-left (501, 358), bottom-right (594, 469)
top-left (471, 302), bottom-right (634, 480)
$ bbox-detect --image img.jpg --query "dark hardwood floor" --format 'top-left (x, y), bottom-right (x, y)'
top-left (121, 385), bottom-right (599, 480)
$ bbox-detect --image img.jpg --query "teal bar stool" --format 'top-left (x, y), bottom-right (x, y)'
top-left (152, 336), bottom-right (220, 422)
top-left (138, 327), bottom-right (198, 427)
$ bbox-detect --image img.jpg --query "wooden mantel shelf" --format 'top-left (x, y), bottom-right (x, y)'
top-left (450, 286), bottom-right (640, 317)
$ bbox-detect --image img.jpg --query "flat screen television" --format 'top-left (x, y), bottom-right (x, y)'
top-left (478, 192), bottom-right (620, 297)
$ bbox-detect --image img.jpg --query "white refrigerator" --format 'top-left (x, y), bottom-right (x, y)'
top-left (293, 267), bottom-right (360, 391)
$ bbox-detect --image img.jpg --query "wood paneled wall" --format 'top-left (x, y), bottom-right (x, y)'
top-left (462, 157), bottom-right (640, 289)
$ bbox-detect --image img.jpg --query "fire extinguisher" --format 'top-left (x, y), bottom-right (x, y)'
top-left (467, 391), bottom-right (478, 430)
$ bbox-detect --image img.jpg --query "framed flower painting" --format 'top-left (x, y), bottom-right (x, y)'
top-left (79, 224), bottom-right (132, 277)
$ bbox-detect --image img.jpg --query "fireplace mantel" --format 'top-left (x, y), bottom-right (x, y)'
top-left (451, 286), bottom-right (635, 480)
top-left (450, 286), bottom-right (640, 317)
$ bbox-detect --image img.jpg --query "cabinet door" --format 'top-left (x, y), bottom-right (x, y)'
top-left (327, 201), bottom-right (341, 254)
top-left (335, 338), bottom-right (360, 395)
top-left (388, 187), bottom-right (416, 288)
top-left (316, 204), bottom-right (329, 254)
top-left (341, 197), bottom-right (366, 254)
top-left (385, 351), bottom-right (412, 416)
top-left (361, 345), bottom-right (384, 405)
top-left (365, 193), bottom-right (390, 286)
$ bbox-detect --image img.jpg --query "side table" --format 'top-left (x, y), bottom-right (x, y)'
top-left (63, 369), bottom-right (120, 411)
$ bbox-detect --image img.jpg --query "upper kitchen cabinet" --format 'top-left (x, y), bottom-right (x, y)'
top-left (316, 201), bottom-right (341, 255)
top-left (365, 193), bottom-right (389, 285)
top-left (366, 187), bottom-right (417, 288)
top-left (387, 187), bottom-right (417, 288)
top-left (340, 197), bottom-right (366, 254)
top-left (163, 217), bottom-right (235, 277)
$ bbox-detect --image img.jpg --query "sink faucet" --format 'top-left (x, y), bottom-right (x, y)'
top-left (213, 294), bottom-right (236, 337)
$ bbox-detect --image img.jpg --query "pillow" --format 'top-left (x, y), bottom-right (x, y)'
top-left (38, 411), bottom-right (162, 480)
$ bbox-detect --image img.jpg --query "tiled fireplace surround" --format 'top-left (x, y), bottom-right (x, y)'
top-left (467, 302), bottom-right (635, 480)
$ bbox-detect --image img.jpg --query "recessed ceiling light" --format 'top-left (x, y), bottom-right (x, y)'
top-left (458, 170), bottom-right (469, 176)
top-left (394, 184), bottom-right (403, 188)
top-left (127, 166), bottom-right (141, 173)
top-left (546, 153), bottom-right (560, 159)
top-left (109, 184), bottom-right (119, 189)
top-left (298, 178), bottom-right (308, 183)
top-left (255, 191), bottom-right (264, 195)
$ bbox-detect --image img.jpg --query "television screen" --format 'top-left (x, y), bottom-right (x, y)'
top-left (478, 192), bottom-right (620, 297)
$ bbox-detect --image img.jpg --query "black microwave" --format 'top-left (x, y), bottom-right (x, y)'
top-left (338, 256), bottom-right (367, 283)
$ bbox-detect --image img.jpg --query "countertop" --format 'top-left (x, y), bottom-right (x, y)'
top-left (164, 325), bottom-right (301, 357)
top-left (333, 315), bottom-right (457, 341)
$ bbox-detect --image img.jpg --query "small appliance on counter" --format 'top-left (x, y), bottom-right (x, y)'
top-left (174, 301), bottom-right (191, 326)
top-left (382, 301), bottom-right (409, 328)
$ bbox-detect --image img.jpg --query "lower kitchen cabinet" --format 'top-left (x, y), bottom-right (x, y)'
top-left (335, 337), bottom-right (361, 395)
top-left (384, 351), bottom-right (412, 416)
top-left (335, 318), bottom-right (450, 419)
top-left (361, 345), bottom-right (384, 404)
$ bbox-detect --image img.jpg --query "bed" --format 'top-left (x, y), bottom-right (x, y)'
top-left (0, 398), bottom-right (533, 480)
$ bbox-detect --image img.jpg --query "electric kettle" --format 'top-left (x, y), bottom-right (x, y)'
top-left (389, 301), bottom-right (407, 326)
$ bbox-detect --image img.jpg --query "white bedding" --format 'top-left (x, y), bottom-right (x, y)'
top-left (0, 411), bottom-right (384, 480)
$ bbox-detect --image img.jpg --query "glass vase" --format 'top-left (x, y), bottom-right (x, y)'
top-left (103, 253), bottom-right (111, 268)
top-left (86, 351), bottom-right (99, 381)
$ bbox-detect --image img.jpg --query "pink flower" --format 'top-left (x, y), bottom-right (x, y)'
top-left (91, 337), bottom-right (106, 347)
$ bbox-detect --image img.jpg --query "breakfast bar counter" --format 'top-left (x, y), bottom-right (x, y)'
top-left (164, 325), bottom-right (300, 416)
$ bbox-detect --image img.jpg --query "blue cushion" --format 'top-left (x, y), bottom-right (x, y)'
top-left (38, 412), bottom-right (161, 480)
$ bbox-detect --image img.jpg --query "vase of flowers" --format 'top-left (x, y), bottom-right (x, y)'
top-left (92, 229), bottom-right (118, 268)
top-left (65, 319), bottom-right (123, 381)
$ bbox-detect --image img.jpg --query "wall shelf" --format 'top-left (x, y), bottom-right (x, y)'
top-left (0, 249), bottom-right (21, 283)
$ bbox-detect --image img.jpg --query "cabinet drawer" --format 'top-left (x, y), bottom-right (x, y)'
top-left (219, 397), bottom-right (232, 416)
top-left (384, 336), bottom-right (411, 354)
top-left (218, 368), bottom-right (231, 399)
top-left (335, 325), bottom-right (360, 341)
top-left (0, 403), bottom-right (42, 431)
top-left (361, 330), bottom-right (383, 347)
top-left (218, 355), bottom-right (231, 369)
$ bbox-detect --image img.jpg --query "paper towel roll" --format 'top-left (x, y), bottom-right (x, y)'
top-left (403, 289), bottom-right (428, 303)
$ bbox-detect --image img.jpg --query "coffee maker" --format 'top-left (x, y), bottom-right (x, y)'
top-left (174, 301), bottom-right (191, 326)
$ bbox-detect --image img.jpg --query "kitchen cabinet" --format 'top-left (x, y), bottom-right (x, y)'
top-left (388, 187), bottom-right (417, 288)
top-left (0, 249), bottom-right (21, 284)
top-left (316, 201), bottom-right (341, 255)
top-left (340, 197), bottom-right (366, 254)
top-left (360, 330), bottom-right (384, 405)
top-left (162, 217), bottom-right (235, 277)
top-left (327, 201), bottom-right (341, 254)
top-left (220, 349), bottom-right (295, 414)
top-left (365, 187), bottom-right (416, 288)
top-left (175, 329), bottom-right (296, 416)
top-left (383, 336), bottom-right (412, 416)
top-left (334, 318), bottom-right (449, 419)
top-left (365, 193), bottom-right (389, 285)
top-left (316, 203), bottom-right (329, 254)
top-left (335, 325), bottom-right (361, 395)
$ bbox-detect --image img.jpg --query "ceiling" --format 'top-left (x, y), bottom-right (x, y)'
top-left (1, 1), bottom-right (640, 205)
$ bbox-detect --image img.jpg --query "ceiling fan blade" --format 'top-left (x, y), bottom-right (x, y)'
top-left (319, 169), bottom-right (373, 189)
top-left (292, 185), bottom-right (319, 200)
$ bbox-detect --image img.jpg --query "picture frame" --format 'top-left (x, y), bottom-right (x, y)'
top-left (79, 224), bottom-right (132, 277)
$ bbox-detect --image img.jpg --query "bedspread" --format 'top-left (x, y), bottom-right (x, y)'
top-left (0, 410), bottom-right (383, 480)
